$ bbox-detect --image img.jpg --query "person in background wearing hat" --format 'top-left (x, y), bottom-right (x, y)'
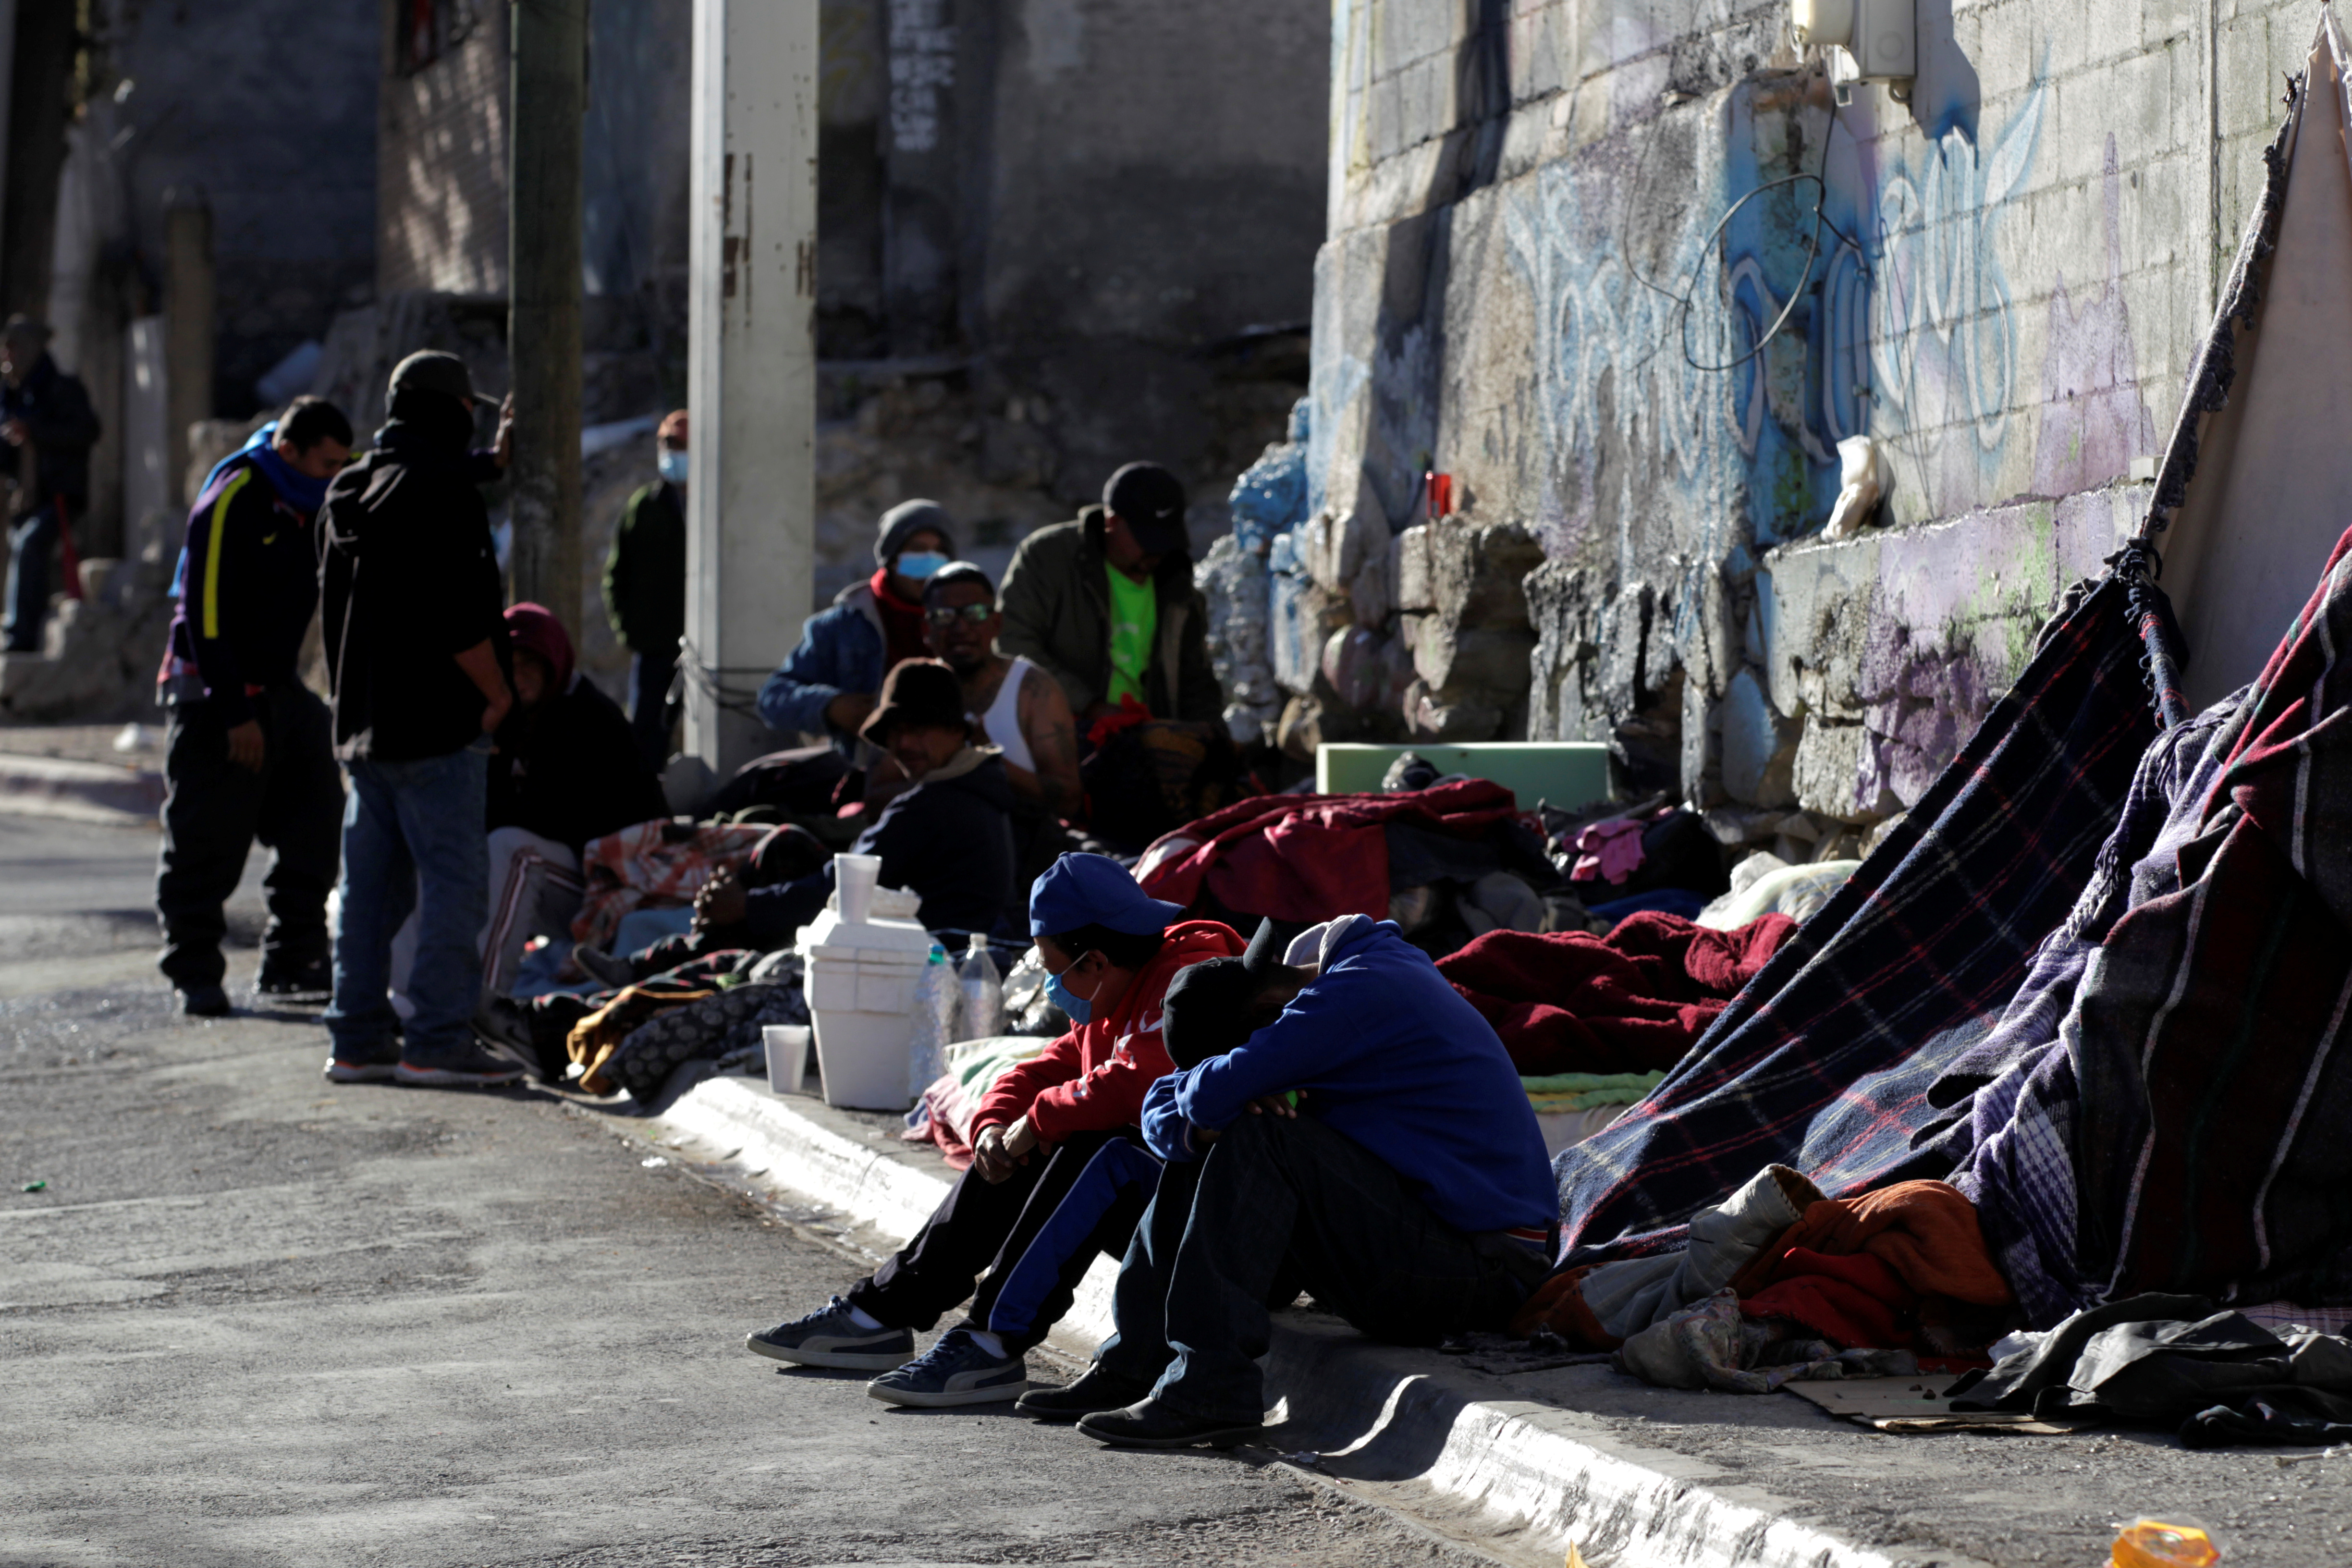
top-left (1053, 911), bottom-right (1556, 1448)
top-left (0, 315), bottom-right (101, 652)
top-left (317, 349), bottom-right (525, 1090)
top-left (756, 499), bottom-right (956, 757)
top-left (153, 395), bottom-right (355, 1017)
top-left (559, 660), bottom-right (1022, 1001)
top-left (745, 852), bottom-right (1244, 1410)
top-left (996, 462), bottom-right (1221, 731)
top-left (601, 409), bottom-right (690, 772)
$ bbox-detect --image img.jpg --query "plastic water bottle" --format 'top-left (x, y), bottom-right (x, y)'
top-left (2111, 1520), bottom-right (2219, 1568)
top-left (909, 943), bottom-right (956, 1100)
top-left (959, 932), bottom-right (1004, 1039)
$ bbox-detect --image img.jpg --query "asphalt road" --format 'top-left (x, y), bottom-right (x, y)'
top-left (0, 818), bottom-right (1490, 1568)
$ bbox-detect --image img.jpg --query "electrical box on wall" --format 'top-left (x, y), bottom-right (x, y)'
top-left (1790, 0), bottom-right (1915, 101)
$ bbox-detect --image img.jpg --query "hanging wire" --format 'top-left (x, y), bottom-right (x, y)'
top-left (1620, 78), bottom-right (1867, 376)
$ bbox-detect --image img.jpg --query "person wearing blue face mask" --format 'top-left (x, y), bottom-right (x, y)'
top-left (756, 498), bottom-right (959, 760)
top-left (745, 852), bottom-right (1244, 1409)
top-left (601, 409), bottom-right (690, 771)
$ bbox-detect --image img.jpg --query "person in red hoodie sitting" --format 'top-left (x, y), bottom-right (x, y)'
top-left (743, 852), bottom-right (1245, 1406)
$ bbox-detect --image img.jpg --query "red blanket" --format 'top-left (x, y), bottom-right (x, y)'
top-left (1434, 912), bottom-right (1796, 1075)
top-left (1135, 779), bottom-right (1520, 924)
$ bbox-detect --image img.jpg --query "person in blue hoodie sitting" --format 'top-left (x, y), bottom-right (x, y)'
top-left (1016, 912), bottom-right (1558, 1447)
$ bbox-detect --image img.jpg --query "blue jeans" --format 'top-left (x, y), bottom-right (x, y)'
top-left (1094, 1114), bottom-right (1549, 1421)
top-left (4, 501), bottom-right (60, 651)
top-left (326, 744), bottom-right (490, 1061)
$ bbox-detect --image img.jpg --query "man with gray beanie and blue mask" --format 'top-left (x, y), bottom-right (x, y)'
top-left (757, 499), bottom-right (956, 757)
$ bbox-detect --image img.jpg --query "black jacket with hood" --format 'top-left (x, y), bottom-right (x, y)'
top-left (317, 388), bottom-right (508, 762)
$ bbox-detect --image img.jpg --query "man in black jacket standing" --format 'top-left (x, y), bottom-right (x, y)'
top-left (601, 408), bottom-right (687, 770)
top-left (317, 350), bottom-right (522, 1089)
top-left (0, 316), bottom-right (101, 651)
top-left (155, 396), bottom-right (354, 1017)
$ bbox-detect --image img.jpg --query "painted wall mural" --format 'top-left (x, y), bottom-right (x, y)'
top-left (1868, 80), bottom-right (2045, 518)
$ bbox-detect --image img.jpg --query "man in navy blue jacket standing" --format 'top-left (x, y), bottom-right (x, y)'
top-left (155, 396), bottom-right (354, 1016)
top-left (1023, 912), bottom-right (1558, 1447)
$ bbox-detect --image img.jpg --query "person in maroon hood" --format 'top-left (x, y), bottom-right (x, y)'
top-left (472, 602), bottom-right (669, 994)
top-left (744, 852), bottom-right (1245, 1408)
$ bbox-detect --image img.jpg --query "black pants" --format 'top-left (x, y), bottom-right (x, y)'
top-left (846, 1127), bottom-right (1147, 1354)
top-left (1095, 1114), bottom-right (1549, 1420)
top-left (628, 645), bottom-right (680, 773)
top-left (156, 688), bottom-right (344, 990)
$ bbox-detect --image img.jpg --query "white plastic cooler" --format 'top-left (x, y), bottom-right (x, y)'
top-left (799, 903), bottom-right (933, 1110)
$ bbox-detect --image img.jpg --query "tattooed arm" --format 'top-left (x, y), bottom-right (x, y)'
top-left (1014, 665), bottom-right (1085, 818)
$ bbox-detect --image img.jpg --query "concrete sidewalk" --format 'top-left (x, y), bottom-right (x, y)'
top-left (0, 724), bottom-right (165, 824)
top-left (637, 1075), bottom-right (2338, 1568)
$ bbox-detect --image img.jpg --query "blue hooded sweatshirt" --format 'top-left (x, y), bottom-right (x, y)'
top-left (1140, 913), bottom-right (1556, 1236)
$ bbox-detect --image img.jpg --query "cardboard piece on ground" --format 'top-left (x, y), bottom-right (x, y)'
top-left (1783, 1375), bottom-right (2095, 1435)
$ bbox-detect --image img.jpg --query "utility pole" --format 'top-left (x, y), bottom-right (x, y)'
top-left (683, 0), bottom-right (817, 775)
top-left (161, 190), bottom-right (214, 508)
top-left (507, 0), bottom-right (587, 633)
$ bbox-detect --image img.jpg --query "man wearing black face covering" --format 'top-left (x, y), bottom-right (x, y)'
top-left (316, 350), bottom-right (525, 1089)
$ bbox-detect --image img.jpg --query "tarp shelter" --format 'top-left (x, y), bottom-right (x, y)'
top-left (2146, 8), bottom-right (2352, 709)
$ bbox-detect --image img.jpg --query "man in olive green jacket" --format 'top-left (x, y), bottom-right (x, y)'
top-left (997, 462), bottom-right (1223, 730)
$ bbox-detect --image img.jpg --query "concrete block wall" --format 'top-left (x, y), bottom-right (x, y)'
top-left (1241, 0), bottom-right (2328, 816)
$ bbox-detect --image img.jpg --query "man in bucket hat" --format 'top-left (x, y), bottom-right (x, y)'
top-left (743, 851), bottom-right (1243, 1410)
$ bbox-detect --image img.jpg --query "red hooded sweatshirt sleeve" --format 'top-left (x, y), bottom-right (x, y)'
top-left (972, 919), bottom-right (1245, 1145)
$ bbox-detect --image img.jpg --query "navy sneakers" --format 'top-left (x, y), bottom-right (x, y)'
top-left (744, 1296), bottom-right (916, 1371)
top-left (866, 1328), bottom-right (1029, 1408)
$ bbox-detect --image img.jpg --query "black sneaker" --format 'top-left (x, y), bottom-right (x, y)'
top-left (572, 943), bottom-right (636, 990)
top-left (394, 1044), bottom-right (526, 1088)
top-left (1015, 1364), bottom-right (1157, 1422)
top-left (255, 958), bottom-right (332, 1003)
top-left (744, 1296), bottom-right (915, 1371)
top-left (472, 995), bottom-right (563, 1083)
top-left (1075, 1397), bottom-right (1264, 1450)
top-left (176, 984), bottom-right (232, 1018)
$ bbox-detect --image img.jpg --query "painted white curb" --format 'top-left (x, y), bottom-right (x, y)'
top-left (0, 753), bottom-right (163, 824)
top-left (659, 1076), bottom-right (1971, 1568)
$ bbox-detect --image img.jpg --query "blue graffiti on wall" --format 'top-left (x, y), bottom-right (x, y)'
top-left (1869, 81), bottom-right (2046, 518)
top-left (1498, 88), bottom-right (1873, 566)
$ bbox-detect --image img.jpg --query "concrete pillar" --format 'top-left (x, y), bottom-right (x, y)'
top-left (161, 189), bottom-right (214, 507)
top-left (682, 0), bottom-right (817, 776)
top-left (507, 0), bottom-right (587, 634)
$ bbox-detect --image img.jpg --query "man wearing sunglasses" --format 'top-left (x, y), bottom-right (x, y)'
top-left (155, 395), bottom-right (356, 1017)
top-left (922, 560), bottom-right (1085, 893)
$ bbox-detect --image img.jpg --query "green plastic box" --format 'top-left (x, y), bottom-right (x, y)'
top-left (1315, 742), bottom-right (1614, 810)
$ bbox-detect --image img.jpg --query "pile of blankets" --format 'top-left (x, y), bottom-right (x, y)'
top-left (1516, 1166), bottom-right (2011, 1380)
top-left (1437, 912), bottom-right (1795, 1075)
top-left (1134, 779), bottom-right (1521, 924)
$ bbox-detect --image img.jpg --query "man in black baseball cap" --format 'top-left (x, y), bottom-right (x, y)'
top-left (996, 461), bottom-right (1221, 729)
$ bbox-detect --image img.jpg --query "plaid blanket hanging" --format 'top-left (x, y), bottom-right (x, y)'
top-left (1556, 569), bottom-right (2166, 1266)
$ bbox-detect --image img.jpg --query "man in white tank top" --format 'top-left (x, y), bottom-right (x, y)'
top-left (921, 561), bottom-right (1082, 817)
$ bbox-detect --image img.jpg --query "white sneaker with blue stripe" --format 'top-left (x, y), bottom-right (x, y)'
top-left (866, 1327), bottom-right (1030, 1408)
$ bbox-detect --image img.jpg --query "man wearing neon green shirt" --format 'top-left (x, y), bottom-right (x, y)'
top-left (997, 462), bottom-right (1222, 730)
